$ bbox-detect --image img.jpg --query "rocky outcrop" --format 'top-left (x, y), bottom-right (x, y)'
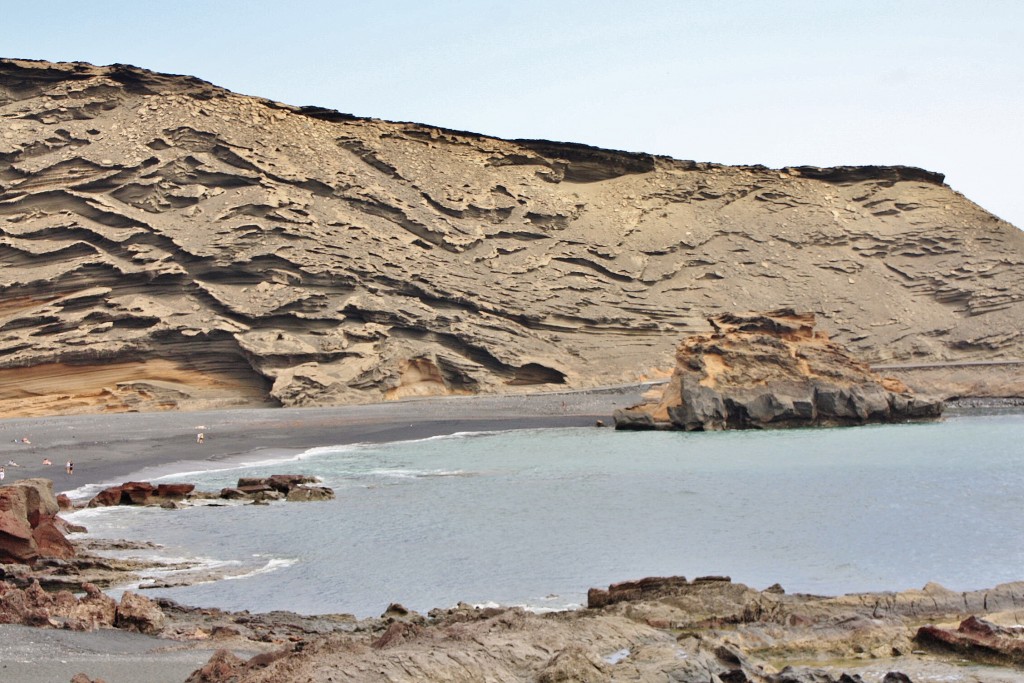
top-left (87, 481), bottom-right (196, 507)
top-left (114, 589), bottom-right (165, 634)
top-left (916, 616), bottom-right (1024, 666)
top-left (168, 577), bottom-right (1024, 683)
top-left (614, 310), bottom-right (943, 430)
top-left (86, 475), bottom-right (333, 507)
top-left (1, 58), bottom-right (1022, 416)
top-left (0, 578), bottom-right (166, 635)
top-left (0, 477), bottom-right (75, 563)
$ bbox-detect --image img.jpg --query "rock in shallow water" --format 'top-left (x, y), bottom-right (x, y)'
top-left (615, 309), bottom-right (943, 431)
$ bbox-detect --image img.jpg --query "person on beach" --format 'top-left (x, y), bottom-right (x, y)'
top-left (0, 466), bottom-right (5, 481)
top-left (42, 458), bottom-right (51, 466)
top-left (66, 460), bottom-right (73, 475)
top-left (197, 432), bottom-right (205, 444)
top-left (7, 459), bottom-right (19, 467)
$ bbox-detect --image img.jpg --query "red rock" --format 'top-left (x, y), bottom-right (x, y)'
top-left (31, 517), bottom-right (75, 560)
top-left (87, 486), bottom-right (124, 507)
top-left (119, 481), bottom-right (157, 505)
top-left (185, 648), bottom-right (246, 683)
top-left (916, 616), bottom-right (1024, 665)
top-left (156, 483), bottom-right (195, 498)
top-left (115, 590), bottom-right (165, 634)
top-left (0, 479), bottom-right (74, 564)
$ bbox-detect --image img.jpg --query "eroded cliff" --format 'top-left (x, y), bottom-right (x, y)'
top-left (2, 59), bottom-right (1022, 415)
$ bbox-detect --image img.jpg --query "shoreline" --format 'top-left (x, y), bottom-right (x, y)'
top-left (0, 388), bottom-right (1018, 498)
top-left (3, 391), bottom-right (1024, 682)
top-left (0, 385), bottom-right (651, 496)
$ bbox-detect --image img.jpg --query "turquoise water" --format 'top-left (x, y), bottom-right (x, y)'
top-left (68, 413), bottom-right (1024, 618)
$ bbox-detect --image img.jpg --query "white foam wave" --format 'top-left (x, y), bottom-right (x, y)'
top-left (365, 468), bottom-right (473, 479)
top-left (469, 598), bottom-right (581, 615)
top-left (223, 557), bottom-right (298, 581)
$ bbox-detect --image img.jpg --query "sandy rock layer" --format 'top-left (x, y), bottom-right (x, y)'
top-left (1, 58), bottom-right (1023, 414)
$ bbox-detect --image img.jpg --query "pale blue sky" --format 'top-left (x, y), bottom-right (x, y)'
top-left (5, 1), bottom-right (1022, 227)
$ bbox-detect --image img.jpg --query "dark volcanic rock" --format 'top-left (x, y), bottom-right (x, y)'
top-left (615, 310), bottom-right (943, 431)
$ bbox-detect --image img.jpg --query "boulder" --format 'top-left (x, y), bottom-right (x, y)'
top-left (156, 483), bottom-right (195, 499)
top-left (0, 479), bottom-right (75, 564)
top-left (916, 615), bottom-right (1024, 666)
top-left (90, 481), bottom-right (196, 507)
top-left (115, 590), bottom-right (165, 634)
top-left (87, 486), bottom-right (125, 507)
top-left (268, 474), bottom-right (318, 492)
top-left (70, 674), bottom-right (109, 683)
top-left (615, 310), bottom-right (943, 431)
top-left (285, 486), bottom-right (335, 502)
top-left (0, 578), bottom-right (103, 628)
top-left (119, 482), bottom-right (157, 505)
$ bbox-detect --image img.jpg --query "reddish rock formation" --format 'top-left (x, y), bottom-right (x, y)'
top-left (615, 309), bottom-right (943, 431)
top-left (916, 615), bottom-right (1024, 666)
top-left (87, 476), bottom-right (332, 507)
top-left (114, 590), bottom-right (165, 634)
top-left (0, 579), bottom-right (116, 630)
top-left (0, 478), bottom-right (75, 563)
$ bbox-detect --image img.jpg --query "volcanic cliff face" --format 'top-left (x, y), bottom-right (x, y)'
top-left (1, 59), bottom-right (1022, 415)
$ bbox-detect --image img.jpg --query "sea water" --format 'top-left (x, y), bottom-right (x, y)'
top-left (65, 412), bottom-right (1024, 618)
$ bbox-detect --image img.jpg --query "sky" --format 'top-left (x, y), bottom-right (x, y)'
top-left (4, 0), bottom-right (1022, 228)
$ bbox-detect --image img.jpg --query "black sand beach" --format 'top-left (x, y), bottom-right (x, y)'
top-left (0, 386), bottom-right (650, 683)
top-left (0, 386), bottom-right (652, 496)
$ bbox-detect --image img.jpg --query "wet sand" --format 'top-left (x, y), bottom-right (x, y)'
top-left (0, 385), bottom-right (651, 497)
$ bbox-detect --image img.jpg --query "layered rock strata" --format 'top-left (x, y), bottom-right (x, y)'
top-left (0, 477), bottom-right (75, 563)
top-left (614, 309), bottom-right (943, 430)
top-left (6, 556), bottom-right (1024, 681)
top-left (2, 58), bottom-right (1023, 415)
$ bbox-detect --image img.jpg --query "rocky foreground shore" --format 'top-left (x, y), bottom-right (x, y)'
top-left (3, 476), bottom-right (1024, 682)
top-left (3, 568), bottom-right (1024, 683)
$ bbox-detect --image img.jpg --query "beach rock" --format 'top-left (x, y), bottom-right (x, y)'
top-left (0, 578), bottom-right (113, 629)
top-left (915, 615), bottom-right (1024, 666)
top-left (119, 481), bottom-right (157, 505)
top-left (87, 486), bottom-right (125, 507)
top-left (0, 479), bottom-right (75, 563)
top-left (267, 474), bottom-right (319, 492)
top-left (219, 487), bottom-right (249, 500)
top-left (881, 674), bottom-right (913, 683)
top-left (615, 310), bottom-right (943, 431)
top-left (588, 575), bottom-right (691, 608)
top-left (182, 649), bottom-right (249, 683)
top-left (115, 590), bottom-right (165, 634)
top-left (1, 58), bottom-right (1022, 417)
top-left (156, 483), bottom-right (196, 499)
top-left (285, 486), bottom-right (335, 502)
top-left (536, 643), bottom-right (609, 683)
top-left (67, 583), bottom-right (118, 631)
top-left (70, 675), bottom-right (108, 683)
